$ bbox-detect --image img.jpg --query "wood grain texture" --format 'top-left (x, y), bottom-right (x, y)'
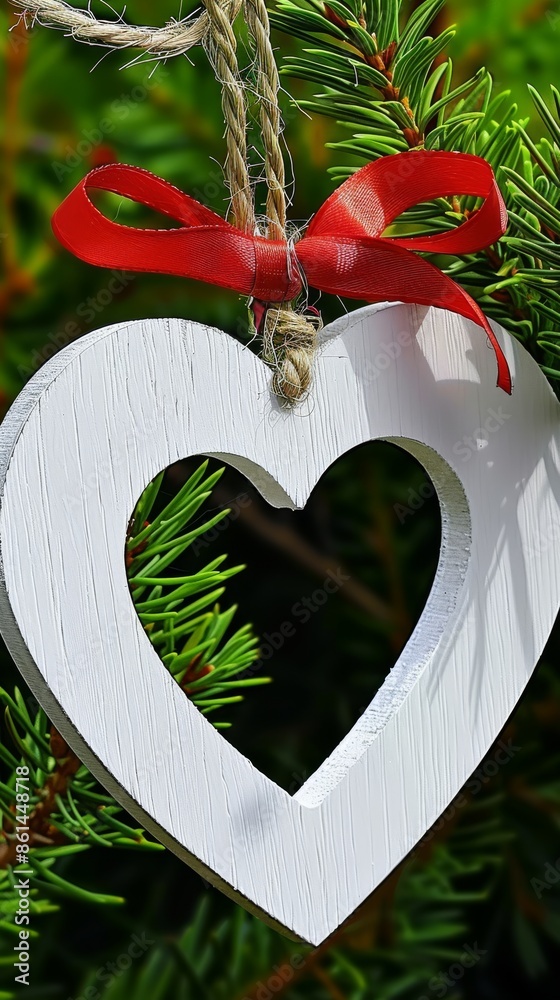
top-left (0, 302), bottom-right (559, 945)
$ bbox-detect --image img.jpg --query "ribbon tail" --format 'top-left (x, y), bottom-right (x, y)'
top-left (437, 275), bottom-right (512, 395)
top-left (298, 237), bottom-right (512, 393)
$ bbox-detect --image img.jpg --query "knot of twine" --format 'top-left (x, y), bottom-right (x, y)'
top-left (261, 308), bottom-right (322, 404)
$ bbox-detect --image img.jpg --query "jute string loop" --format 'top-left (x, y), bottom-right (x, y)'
top-left (241, 0), bottom-right (318, 403)
top-left (15, 0), bottom-right (319, 402)
top-left (243, 0), bottom-right (286, 240)
top-left (202, 0), bottom-right (254, 232)
top-left (13, 0), bottom-right (243, 59)
top-left (202, 0), bottom-right (317, 401)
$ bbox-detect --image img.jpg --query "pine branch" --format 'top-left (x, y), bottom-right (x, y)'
top-left (126, 461), bottom-right (265, 727)
top-left (272, 0), bottom-right (481, 155)
top-left (273, 0), bottom-right (560, 388)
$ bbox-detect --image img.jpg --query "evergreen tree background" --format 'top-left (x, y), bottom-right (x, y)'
top-left (1, 1), bottom-right (560, 997)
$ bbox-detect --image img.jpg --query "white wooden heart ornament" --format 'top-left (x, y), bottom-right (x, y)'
top-left (0, 302), bottom-right (559, 945)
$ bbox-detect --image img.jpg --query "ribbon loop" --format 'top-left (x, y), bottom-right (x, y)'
top-left (52, 149), bottom-right (511, 393)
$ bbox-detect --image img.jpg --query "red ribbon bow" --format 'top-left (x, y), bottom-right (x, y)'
top-left (52, 149), bottom-right (511, 393)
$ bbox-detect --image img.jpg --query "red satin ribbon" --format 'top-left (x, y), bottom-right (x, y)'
top-left (52, 149), bottom-right (511, 393)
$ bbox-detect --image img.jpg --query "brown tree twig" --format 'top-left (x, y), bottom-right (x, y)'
top-left (172, 464), bottom-right (397, 625)
top-left (0, 728), bottom-right (80, 869)
top-left (233, 494), bottom-right (394, 623)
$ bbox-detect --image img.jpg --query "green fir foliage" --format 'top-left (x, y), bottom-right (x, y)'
top-left (272, 0), bottom-right (560, 386)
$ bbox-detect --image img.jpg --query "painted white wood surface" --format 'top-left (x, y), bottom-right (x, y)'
top-left (0, 303), bottom-right (559, 945)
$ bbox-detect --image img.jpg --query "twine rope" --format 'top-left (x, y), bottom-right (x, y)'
top-left (242, 1), bottom-right (317, 403)
top-left (202, 0), bottom-right (254, 232)
top-left (14, 0), bottom-right (318, 402)
top-left (12, 0), bottom-right (242, 58)
top-left (243, 0), bottom-right (286, 241)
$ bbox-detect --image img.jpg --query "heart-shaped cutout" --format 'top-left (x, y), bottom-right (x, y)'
top-left (0, 303), bottom-right (558, 944)
top-left (130, 446), bottom-right (440, 787)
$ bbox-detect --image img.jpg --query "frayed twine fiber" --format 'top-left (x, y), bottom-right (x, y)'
top-left (18, 1), bottom-right (323, 402)
top-left (12, 1), bottom-right (242, 59)
top-left (262, 308), bottom-right (323, 405)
